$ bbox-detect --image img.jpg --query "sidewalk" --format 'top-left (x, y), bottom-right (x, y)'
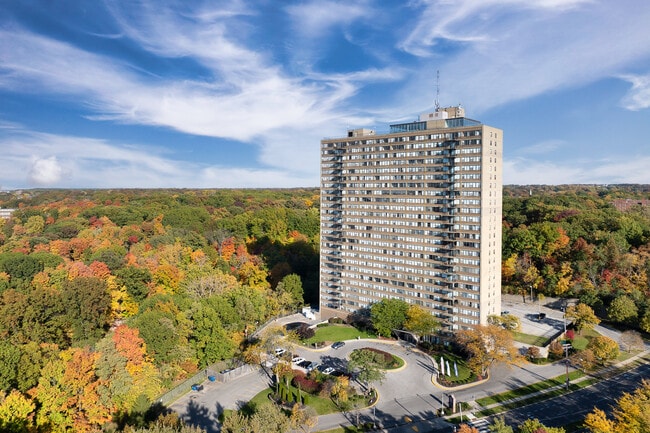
top-left (471, 348), bottom-right (650, 414)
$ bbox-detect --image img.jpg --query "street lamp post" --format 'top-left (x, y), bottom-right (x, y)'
top-left (564, 345), bottom-right (570, 390)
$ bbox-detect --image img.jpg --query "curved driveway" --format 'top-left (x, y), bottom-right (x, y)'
top-left (169, 336), bottom-right (647, 433)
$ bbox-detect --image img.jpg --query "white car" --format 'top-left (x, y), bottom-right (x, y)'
top-left (274, 348), bottom-right (286, 356)
top-left (292, 356), bottom-right (305, 364)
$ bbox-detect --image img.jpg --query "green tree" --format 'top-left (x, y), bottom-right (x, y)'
top-left (641, 309), bottom-right (650, 333)
top-left (488, 416), bottom-right (513, 433)
top-left (61, 276), bottom-right (112, 345)
top-left (348, 349), bottom-right (387, 388)
top-left (116, 266), bottom-right (152, 302)
top-left (0, 253), bottom-right (43, 290)
top-left (276, 273), bottom-right (304, 311)
top-left (607, 296), bottom-right (638, 324)
top-left (0, 341), bottom-right (20, 392)
top-left (190, 302), bottom-right (236, 368)
top-left (370, 298), bottom-right (409, 338)
top-left (518, 418), bottom-right (565, 433)
top-left (565, 303), bottom-right (600, 334)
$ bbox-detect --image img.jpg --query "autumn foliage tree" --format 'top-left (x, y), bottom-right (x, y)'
top-left (584, 379), bottom-right (650, 433)
top-left (456, 324), bottom-right (520, 377)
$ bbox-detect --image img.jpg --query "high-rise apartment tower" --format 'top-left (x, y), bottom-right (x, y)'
top-left (319, 106), bottom-right (502, 331)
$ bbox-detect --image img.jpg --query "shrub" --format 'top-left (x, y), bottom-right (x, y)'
top-left (292, 371), bottom-right (320, 394)
top-left (296, 323), bottom-right (315, 340)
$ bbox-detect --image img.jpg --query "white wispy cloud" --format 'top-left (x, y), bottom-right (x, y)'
top-left (619, 73), bottom-right (650, 111)
top-left (397, 0), bottom-right (650, 114)
top-left (504, 155), bottom-right (650, 185)
top-left (285, 0), bottom-right (371, 39)
top-left (518, 139), bottom-right (565, 155)
top-left (0, 127), bottom-right (317, 188)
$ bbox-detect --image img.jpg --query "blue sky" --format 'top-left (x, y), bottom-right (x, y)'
top-left (1, 0), bottom-right (650, 189)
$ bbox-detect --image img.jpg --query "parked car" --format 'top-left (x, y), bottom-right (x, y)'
top-left (331, 341), bottom-right (345, 349)
top-left (321, 366), bottom-right (335, 375)
top-left (305, 361), bottom-right (318, 372)
top-left (292, 356), bottom-right (305, 364)
top-left (274, 348), bottom-right (286, 356)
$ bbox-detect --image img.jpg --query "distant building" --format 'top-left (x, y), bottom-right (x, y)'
top-left (611, 199), bottom-right (650, 212)
top-left (319, 106), bottom-right (503, 331)
top-left (0, 208), bottom-right (15, 219)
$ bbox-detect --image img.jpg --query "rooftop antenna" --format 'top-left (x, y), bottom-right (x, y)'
top-left (435, 70), bottom-right (441, 111)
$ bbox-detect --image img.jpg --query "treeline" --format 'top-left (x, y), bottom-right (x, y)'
top-left (502, 184), bottom-right (650, 331)
top-left (1, 184), bottom-right (650, 431)
top-left (0, 188), bottom-right (319, 432)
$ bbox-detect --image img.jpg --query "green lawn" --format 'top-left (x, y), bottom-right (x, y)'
top-left (437, 353), bottom-right (473, 383)
top-left (248, 385), bottom-right (341, 415)
top-left (476, 370), bottom-right (585, 407)
top-left (512, 331), bottom-right (550, 347)
top-left (303, 324), bottom-right (376, 346)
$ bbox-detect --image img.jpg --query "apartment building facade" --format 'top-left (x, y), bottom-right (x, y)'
top-left (319, 106), bottom-right (502, 331)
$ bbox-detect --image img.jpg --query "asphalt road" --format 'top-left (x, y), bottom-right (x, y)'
top-left (171, 336), bottom-right (635, 432)
top-left (496, 362), bottom-right (650, 430)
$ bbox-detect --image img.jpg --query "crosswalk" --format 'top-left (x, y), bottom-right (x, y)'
top-left (468, 418), bottom-right (490, 433)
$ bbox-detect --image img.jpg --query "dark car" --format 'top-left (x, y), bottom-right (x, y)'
top-left (331, 341), bottom-right (345, 349)
top-left (297, 360), bottom-right (311, 369)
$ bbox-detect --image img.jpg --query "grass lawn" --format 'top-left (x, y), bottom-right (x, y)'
top-left (436, 352), bottom-right (473, 383)
top-left (512, 331), bottom-right (550, 347)
top-left (476, 370), bottom-right (584, 407)
top-left (303, 324), bottom-right (376, 346)
top-left (571, 328), bottom-right (599, 350)
top-left (248, 385), bottom-right (340, 415)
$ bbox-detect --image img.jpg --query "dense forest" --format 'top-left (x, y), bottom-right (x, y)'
top-left (0, 185), bottom-right (649, 432)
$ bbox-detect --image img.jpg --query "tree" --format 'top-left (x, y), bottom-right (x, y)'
top-left (0, 341), bottom-right (20, 392)
top-left (565, 303), bottom-right (600, 334)
top-left (457, 424), bottom-right (479, 433)
top-left (34, 348), bottom-right (112, 432)
top-left (60, 276), bottom-right (112, 345)
top-left (276, 274), bottom-right (304, 311)
top-left (518, 418), bottom-right (565, 433)
top-left (370, 298), bottom-right (409, 338)
top-left (584, 379), bottom-right (650, 433)
top-left (620, 330), bottom-right (644, 353)
top-left (607, 296), bottom-right (638, 324)
top-left (0, 389), bottom-right (36, 433)
top-left (248, 403), bottom-right (290, 433)
top-left (116, 266), bottom-right (152, 302)
top-left (488, 416), bottom-right (513, 433)
top-left (641, 309), bottom-right (650, 333)
top-left (190, 302), bottom-right (236, 367)
top-left (221, 411), bottom-right (253, 433)
top-left (456, 324), bottom-right (520, 376)
top-left (587, 335), bottom-right (619, 363)
top-left (526, 346), bottom-right (541, 361)
top-left (289, 403), bottom-right (318, 433)
top-left (569, 348), bottom-right (596, 371)
top-left (348, 348), bottom-right (386, 388)
top-left (403, 305), bottom-right (440, 341)
top-left (94, 325), bottom-right (161, 413)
